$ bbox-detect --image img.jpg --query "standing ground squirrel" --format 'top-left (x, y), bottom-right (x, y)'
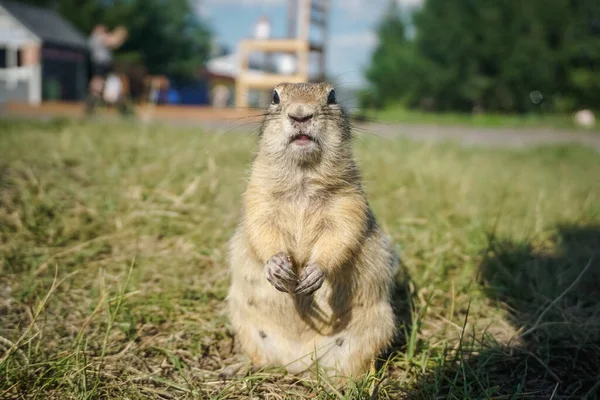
top-left (226, 82), bottom-right (399, 384)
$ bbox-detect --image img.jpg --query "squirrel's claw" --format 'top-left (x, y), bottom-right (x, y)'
top-left (295, 263), bottom-right (325, 296)
top-left (265, 252), bottom-right (298, 293)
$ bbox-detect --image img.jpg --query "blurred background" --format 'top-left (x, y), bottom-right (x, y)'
top-left (0, 0), bottom-right (599, 126)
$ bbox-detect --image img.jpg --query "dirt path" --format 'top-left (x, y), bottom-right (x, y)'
top-left (2, 101), bottom-right (600, 151)
top-left (358, 121), bottom-right (600, 151)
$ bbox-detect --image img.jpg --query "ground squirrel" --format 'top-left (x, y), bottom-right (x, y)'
top-left (226, 82), bottom-right (399, 383)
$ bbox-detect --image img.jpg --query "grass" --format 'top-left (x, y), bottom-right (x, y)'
top-left (1, 117), bottom-right (599, 399)
top-left (358, 105), bottom-right (600, 132)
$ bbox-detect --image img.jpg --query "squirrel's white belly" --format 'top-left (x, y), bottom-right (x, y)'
top-left (240, 275), bottom-right (352, 367)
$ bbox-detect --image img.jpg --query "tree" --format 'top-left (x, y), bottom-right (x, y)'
top-left (103, 0), bottom-right (211, 79)
top-left (362, 0), bottom-right (414, 109)
top-left (363, 0), bottom-right (600, 113)
top-left (561, 0), bottom-right (600, 110)
top-left (410, 0), bottom-right (558, 112)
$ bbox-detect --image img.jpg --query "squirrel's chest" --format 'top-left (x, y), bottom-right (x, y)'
top-left (276, 199), bottom-right (323, 262)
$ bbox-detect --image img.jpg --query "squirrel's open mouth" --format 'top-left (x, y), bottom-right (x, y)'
top-left (291, 133), bottom-right (315, 145)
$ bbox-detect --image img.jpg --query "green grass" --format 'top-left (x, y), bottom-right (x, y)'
top-left (359, 105), bottom-right (600, 132)
top-left (1, 118), bottom-right (599, 399)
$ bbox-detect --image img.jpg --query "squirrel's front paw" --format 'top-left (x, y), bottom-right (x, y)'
top-left (264, 252), bottom-right (298, 293)
top-left (295, 263), bottom-right (325, 296)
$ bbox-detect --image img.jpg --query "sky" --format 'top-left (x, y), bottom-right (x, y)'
top-left (197, 0), bottom-right (423, 88)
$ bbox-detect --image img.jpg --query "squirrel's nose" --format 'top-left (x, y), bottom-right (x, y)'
top-left (288, 105), bottom-right (314, 123)
top-left (288, 112), bottom-right (314, 123)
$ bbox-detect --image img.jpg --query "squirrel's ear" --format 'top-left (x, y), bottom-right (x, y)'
top-left (272, 89), bottom-right (280, 105)
top-left (327, 89), bottom-right (336, 105)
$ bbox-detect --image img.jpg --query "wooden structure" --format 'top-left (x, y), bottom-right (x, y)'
top-left (235, 0), bottom-right (328, 108)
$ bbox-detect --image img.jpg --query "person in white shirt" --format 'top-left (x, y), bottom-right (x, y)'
top-left (85, 24), bottom-right (128, 114)
top-left (255, 16), bottom-right (270, 40)
top-left (254, 16), bottom-right (273, 73)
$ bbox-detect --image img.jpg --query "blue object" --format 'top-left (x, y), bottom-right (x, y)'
top-left (167, 89), bottom-right (181, 104)
top-left (167, 78), bottom-right (210, 105)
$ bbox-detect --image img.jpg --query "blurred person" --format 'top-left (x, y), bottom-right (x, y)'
top-left (85, 24), bottom-right (128, 114)
top-left (212, 84), bottom-right (231, 108)
top-left (254, 15), bottom-right (270, 40)
top-left (254, 15), bottom-right (273, 72)
top-left (253, 15), bottom-right (273, 107)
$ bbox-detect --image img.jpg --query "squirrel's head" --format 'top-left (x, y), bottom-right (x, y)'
top-left (258, 82), bottom-right (351, 167)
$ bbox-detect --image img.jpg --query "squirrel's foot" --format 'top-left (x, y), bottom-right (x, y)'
top-left (295, 263), bottom-right (325, 296)
top-left (218, 362), bottom-right (250, 379)
top-left (264, 252), bottom-right (298, 293)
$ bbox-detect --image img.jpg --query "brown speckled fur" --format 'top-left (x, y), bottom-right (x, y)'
top-left (227, 82), bottom-right (398, 384)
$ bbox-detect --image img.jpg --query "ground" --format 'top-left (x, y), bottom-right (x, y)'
top-left (0, 117), bottom-right (599, 399)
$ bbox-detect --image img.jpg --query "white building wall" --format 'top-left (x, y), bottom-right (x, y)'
top-left (0, 80), bottom-right (28, 103)
top-left (0, 6), bottom-right (42, 105)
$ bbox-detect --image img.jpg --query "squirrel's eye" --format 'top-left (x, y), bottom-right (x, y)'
top-left (327, 89), bottom-right (336, 105)
top-left (272, 90), bottom-right (280, 105)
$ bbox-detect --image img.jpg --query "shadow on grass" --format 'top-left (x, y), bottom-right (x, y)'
top-left (389, 262), bottom-right (415, 353)
top-left (404, 225), bottom-right (600, 399)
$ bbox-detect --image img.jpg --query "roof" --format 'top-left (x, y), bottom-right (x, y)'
top-left (205, 53), bottom-right (239, 79)
top-left (0, 1), bottom-right (87, 48)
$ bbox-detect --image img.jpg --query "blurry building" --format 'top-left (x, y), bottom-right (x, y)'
top-left (203, 50), bottom-right (306, 108)
top-left (0, 0), bottom-right (87, 105)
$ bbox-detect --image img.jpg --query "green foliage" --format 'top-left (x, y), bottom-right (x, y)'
top-left (104, 0), bottom-right (211, 79)
top-left (363, 1), bottom-right (414, 109)
top-left (19, 0), bottom-right (212, 79)
top-left (364, 0), bottom-right (600, 113)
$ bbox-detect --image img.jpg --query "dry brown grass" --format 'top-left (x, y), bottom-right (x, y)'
top-left (1, 118), bottom-right (599, 399)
